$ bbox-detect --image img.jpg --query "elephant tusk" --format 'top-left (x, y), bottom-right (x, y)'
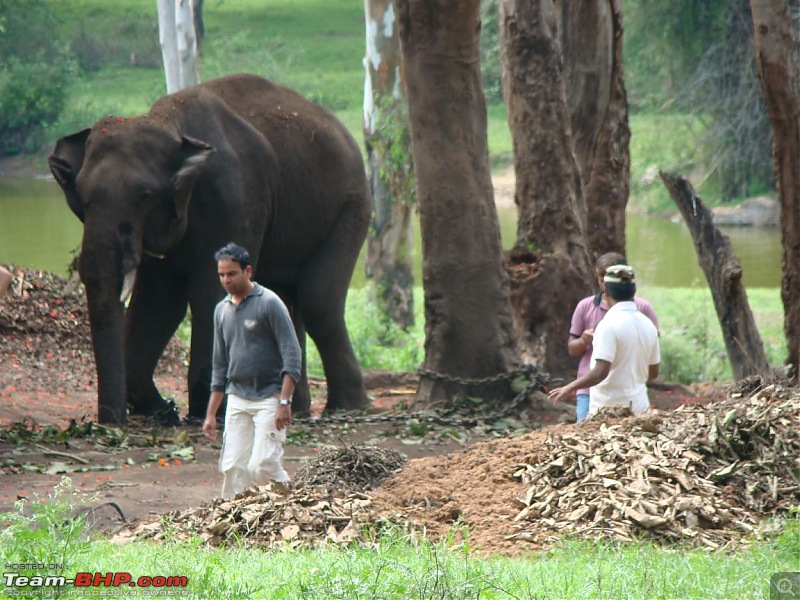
top-left (142, 249), bottom-right (166, 259)
top-left (120, 270), bottom-right (136, 304)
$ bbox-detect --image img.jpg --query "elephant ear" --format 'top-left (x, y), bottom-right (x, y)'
top-left (48, 129), bottom-right (91, 222)
top-left (172, 136), bottom-right (215, 223)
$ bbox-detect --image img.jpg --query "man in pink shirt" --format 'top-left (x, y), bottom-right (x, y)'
top-left (551, 264), bottom-right (660, 417)
top-left (566, 253), bottom-right (658, 421)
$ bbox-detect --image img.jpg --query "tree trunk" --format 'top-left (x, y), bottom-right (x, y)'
top-left (499, 0), bottom-right (594, 378)
top-left (574, 0), bottom-right (630, 259)
top-left (157, 0), bottom-right (200, 94)
top-left (193, 0), bottom-right (205, 56)
top-left (556, 0), bottom-right (612, 190)
top-left (157, 0), bottom-right (181, 94)
top-left (396, 0), bottom-right (519, 406)
top-left (363, 0), bottom-right (415, 328)
top-left (176, 0), bottom-right (200, 90)
top-left (750, 0), bottom-right (800, 379)
top-left (660, 171), bottom-right (771, 380)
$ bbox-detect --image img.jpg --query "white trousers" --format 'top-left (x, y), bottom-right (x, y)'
top-left (219, 394), bottom-right (289, 499)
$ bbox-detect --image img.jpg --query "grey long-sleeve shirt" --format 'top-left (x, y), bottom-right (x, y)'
top-left (210, 282), bottom-right (302, 400)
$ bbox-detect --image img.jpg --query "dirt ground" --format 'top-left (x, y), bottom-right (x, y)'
top-left (0, 266), bottom-right (728, 555)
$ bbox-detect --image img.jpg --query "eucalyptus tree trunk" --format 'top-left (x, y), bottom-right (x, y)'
top-left (562, 0), bottom-right (630, 259)
top-left (396, 0), bottom-right (519, 406)
top-left (157, 0), bottom-right (180, 93)
top-left (499, 0), bottom-right (594, 378)
top-left (363, 0), bottom-right (415, 328)
top-left (157, 0), bottom-right (200, 94)
top-left (750, 0), bottom-right (800, 379)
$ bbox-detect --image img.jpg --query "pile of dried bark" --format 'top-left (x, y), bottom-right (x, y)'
top-left (113, 445), bottom-right (404, 547)
top-left (509, 384), bottom-right (800, 548)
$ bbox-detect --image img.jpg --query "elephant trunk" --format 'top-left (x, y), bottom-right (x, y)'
top-left (80, 241), bottom-right (136, 425)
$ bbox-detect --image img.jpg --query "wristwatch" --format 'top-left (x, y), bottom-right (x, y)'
top-left (279, 397), bottom-right (291, 406)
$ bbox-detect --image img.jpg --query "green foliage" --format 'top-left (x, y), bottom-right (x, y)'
top-left (0, 477), bottom-right (94, 578)
top-left (624, 0), bottom-right (730, 111)
top-left (0, 0), bottom-right (72, 155)
top-left (641, 286), bottom-right (786, 384)
top-left (624, 0), bottom-right (783, 203)
top-left (373, 96), bottom-right (415, 208)
top-left (0, 58), bottom-right (72, 155)
top-left (306, 287), bottom-right (424, 377)
top-left (68, 17), bottom-right (162, 72)
top-left (480, 0), bottom-right (503, 104)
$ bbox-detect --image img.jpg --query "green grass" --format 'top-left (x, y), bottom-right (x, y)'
top-left (641, 286), bottom-right (786, 382)
top-left (1, 480), bottom-right (797, 599)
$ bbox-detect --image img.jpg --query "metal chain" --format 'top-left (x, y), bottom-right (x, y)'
top-left (293, 364), bottom-right (552, 428)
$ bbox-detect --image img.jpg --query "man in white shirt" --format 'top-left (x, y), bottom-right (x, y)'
top-left (548, 264), bottom-right (660, 417)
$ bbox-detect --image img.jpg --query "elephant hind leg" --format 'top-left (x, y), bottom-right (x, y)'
top-left (296, 208), bottom-right (368, 411)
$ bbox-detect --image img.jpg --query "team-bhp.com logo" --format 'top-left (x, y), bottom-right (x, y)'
top-left (3, 572), bottom-right (189, 595)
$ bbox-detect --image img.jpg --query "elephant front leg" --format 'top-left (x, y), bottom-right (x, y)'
top-left (125, 261), bottom-right (188, 423)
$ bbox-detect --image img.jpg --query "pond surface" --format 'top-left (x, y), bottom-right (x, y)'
top-left (0, 176), bottom-right (782, 289)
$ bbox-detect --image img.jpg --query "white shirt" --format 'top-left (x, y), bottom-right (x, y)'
top-left (589, 301), bottom-right (660, 416)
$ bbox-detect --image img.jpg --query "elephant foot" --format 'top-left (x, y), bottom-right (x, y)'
top-left (129, 398), bottom-right (182, 427)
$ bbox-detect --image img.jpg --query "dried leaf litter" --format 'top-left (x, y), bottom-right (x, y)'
top-left (113, 387), bottom-right (798, 552)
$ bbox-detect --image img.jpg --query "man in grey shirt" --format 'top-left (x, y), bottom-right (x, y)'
top-left (203, 243), bottom-right (301, 498)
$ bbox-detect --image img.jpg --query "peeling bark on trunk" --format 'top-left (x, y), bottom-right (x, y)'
top-left (499, 0), bottom-right (593, 378)
top-left (158, 0), bottom-right (200, 94)
top-left (577, 0), bottom-right (630, 259)
top-left (396, 0), bottom-right (519, 406)
top-left (157, 0), bottom-right (181, 94)
top-left (750, 0), bottom-right (800, 379)
top-left (363, 0), bottom-right (415, 328)
top-left (661, 172), bottom-right (771, 380)
top-left (176, 0), bottom-right (200, 90)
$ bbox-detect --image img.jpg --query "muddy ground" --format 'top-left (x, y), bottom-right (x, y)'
top-left (0, 267), bottom-right (729, 552)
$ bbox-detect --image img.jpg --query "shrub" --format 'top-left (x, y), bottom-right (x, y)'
top-left (0, 58), bottom-right (71, 155)
top-left (0, 0), bottom-right (73, 156)
top-left (0, 477), bottom-right (94, 578)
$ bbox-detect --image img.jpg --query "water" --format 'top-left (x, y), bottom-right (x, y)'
top-left (0, 176), bottom-right (782, 289)
top-left (0, 177), bottom-right (82, 274)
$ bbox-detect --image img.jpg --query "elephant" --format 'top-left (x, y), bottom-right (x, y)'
top-left (49, 73), bottom-right (371, 425)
